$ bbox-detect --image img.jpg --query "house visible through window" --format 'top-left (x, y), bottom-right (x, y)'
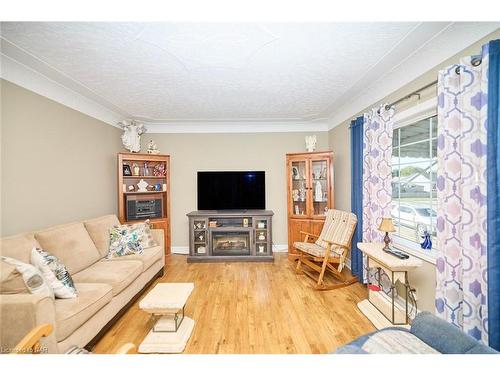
top-left (391, 115), bottom-right (438, 249)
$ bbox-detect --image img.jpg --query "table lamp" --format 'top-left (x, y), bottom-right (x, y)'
top-left (378, 217), bottom-right (396, 251)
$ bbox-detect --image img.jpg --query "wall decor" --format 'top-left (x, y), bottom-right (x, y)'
top-left (119, 120), bottom-right (146, 153)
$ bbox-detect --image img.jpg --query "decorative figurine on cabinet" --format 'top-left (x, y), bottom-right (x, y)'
top-left (305, 135), bottom-right (317, 152)
top-left (143, 162), bottom-right (150, 176)
top-left (420, 230), bottom-right (432, 250)
top-left (314, 181), bottom-right (323, 202)
top-left (147, 139), bottom-right (160, 154)
top-left (153, 163), bottom-right (166, 177)
top-left (132, 163), bottom-right (140, 176)
top-left (119, 120), bottom-right (146, 153)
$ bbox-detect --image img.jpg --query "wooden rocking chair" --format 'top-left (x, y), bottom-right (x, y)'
top-left (294, 209), bottom-right (358, 290)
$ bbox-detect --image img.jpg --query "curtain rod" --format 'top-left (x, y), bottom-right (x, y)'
top-left (349, 79), bottom-right (438, 126)
top-left (384, 79), bottom-right (438, 110)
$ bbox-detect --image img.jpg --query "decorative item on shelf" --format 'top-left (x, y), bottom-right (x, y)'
top-left (123, 164), bottom-right (132, 176)
top-left (132, 163), bottom-right (140, 176)
top-left (146, 139), bottom-right (160, 154)
top-left (143, 162), bottom-right (150, 176)
top-left (313, 169), bottom-right (322, 179)
top-left (324, 206), bottom-right (329, 214)
top-left (154, 183), bottom-right (162, 191)
top-left (321, 167), bottom-right (327, 179)
top-left (294, 205), bottom-right (300, 215)
top-left (292, 189), bottom-right (299, 201)
top-left (378, 217), bottom-right (396, 251)
top-left (198, 234), bottom-right (204, 242)
top-left (119, 120), bottom-right (146, 153)
top-left (292, 166), bottom-right (300, 180)
top-left (314, 181), bottom-right (323, 202)
top-left (305, 135), bottom-right (317, 152)
top-left (243, 218), bottom-right (249, 227)
top-left (420, 230), bottom-right (432, 250)
top-left (299, 182), bottom-right (306, 201)
top-left (146, 185), bottom-right (155, 191)
top-left (153, 163), bottom-right (166, 177)
top-left (209, 221), bottom-right (217, 228)
top-left (258, 245), bottom-right (265, 253)
top-left (197, 246), bottom-right (206, 254)
top-left (195, 221), bottom-right (204, 229)
top-left (127, 185), bottom-right (135, 192)
top-left (258, 233), bottom-right (266, 241)
top-left (137, 179), bottom-right (149, 193)
top-left (257, 222), bottom-right (265, 229)
top-left (162, 183), bottom-right (167, 191)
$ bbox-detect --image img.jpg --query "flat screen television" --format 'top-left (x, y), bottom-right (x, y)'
top-left (197, 171), bottom-right (265, 210)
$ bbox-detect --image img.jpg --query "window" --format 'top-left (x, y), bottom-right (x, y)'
top-left (391, 115), bottom-right (438, 250)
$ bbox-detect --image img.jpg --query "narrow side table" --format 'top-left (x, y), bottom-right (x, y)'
top-left (357, 242), bottom-right (422, 328)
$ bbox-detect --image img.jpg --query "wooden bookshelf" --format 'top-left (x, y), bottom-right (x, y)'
top-left (117, 152), bottom-right (171, 257)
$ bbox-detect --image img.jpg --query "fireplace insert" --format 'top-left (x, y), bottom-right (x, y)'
top-left (212, 231), bottom-right (251, 256)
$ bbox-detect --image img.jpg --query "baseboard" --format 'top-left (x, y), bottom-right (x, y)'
top-left (172, 246), bottom-right (189, 255)
top-left (172, 245), bottom-right (288, 254)
top-left (272, 244), bottom-right (288, 252)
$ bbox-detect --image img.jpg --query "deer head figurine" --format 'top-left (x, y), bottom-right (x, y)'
top-left (119, 120), bottom-right (147, 153)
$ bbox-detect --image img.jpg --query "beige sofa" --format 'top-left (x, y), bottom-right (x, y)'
top-left (0, 214), bottom-right (164, 353)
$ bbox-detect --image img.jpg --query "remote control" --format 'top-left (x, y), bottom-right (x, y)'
top-left (384, 248), bottom-right (409, 259)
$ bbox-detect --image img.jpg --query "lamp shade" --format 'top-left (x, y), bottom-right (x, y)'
top-left (378, 217), bottom-right (396, 233)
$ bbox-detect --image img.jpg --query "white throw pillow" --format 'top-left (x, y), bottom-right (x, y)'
top-left (1, 256), bottom-right (54, 298)
top-left (31, 248), bottom-right (77, 299)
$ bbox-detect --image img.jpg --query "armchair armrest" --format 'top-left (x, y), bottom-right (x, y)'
top-left (0, 293), bottom-right (58, 354)
top-left (151, 228), bottom-right (166, 267)
top-left (323, 239), bottom-right (349, 249)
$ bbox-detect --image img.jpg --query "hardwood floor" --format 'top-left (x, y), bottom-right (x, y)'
top-left (92, 254), bottom-right (375, 354)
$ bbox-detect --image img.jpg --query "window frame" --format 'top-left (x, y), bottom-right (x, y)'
top-left (391, 98), bottom-right (439, 265)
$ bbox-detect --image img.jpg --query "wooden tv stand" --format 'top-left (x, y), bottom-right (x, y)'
top-left (186, 210), bottom-right (274, 263)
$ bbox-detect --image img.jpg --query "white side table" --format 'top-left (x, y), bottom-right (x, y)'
top-left (357, 242), bottom-right (422, 328)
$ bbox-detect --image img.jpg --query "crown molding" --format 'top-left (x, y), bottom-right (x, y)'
top-left (0, 52), bottom-right (125, 127)
top-left (326, 22), bottom-right (500, 130)
top-left (144, 120), bottom-right (328, 133)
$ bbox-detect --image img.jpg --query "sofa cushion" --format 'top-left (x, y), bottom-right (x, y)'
top-left (105, 245), bottom-right (163, 271)
top-left (72, 260), bottom-right (143, 296)
top-left (83, 215), bottom-right (121, 257)
top-left (55, 283), bottom-right (112, 341)
top-left (0, 233), bottom-right (41, 264)
top-left (35, 222), bottom-right (101, 275)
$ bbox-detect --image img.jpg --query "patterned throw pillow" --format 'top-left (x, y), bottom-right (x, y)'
top-left (31, 248), bottom-right (77, 299)
top-left (1, 256), bottom-right (54, 298)
top-left (106, 220), bottom-right (157, 259)
top-left (107, 225), bottom-right (144, 258)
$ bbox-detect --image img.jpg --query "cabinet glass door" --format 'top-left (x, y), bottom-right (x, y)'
top-left (290, 160), bottom-right (308, 217)
top-left (310, 159), bottom-right (329, 217)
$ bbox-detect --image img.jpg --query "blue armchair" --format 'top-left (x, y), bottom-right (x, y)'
top-left (335, 312), bottom-right (497, 354)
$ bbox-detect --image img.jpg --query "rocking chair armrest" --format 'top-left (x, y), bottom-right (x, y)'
top-left (299, 231), bottom-right (319, 238)
top-left (323, 239), bottom-right (349, 250)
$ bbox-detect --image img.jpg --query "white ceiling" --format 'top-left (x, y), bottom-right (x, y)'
top-left (1, 22), bottom-right (499, 132)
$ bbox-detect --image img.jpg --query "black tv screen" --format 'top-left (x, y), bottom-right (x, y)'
top-left (197, 171), bottom-right (265, 210)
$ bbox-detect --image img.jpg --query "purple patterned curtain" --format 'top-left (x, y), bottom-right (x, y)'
top-left (362, 106), bottom-right (394, 288)
top-left (435, 45), bottom-right (489, 343)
